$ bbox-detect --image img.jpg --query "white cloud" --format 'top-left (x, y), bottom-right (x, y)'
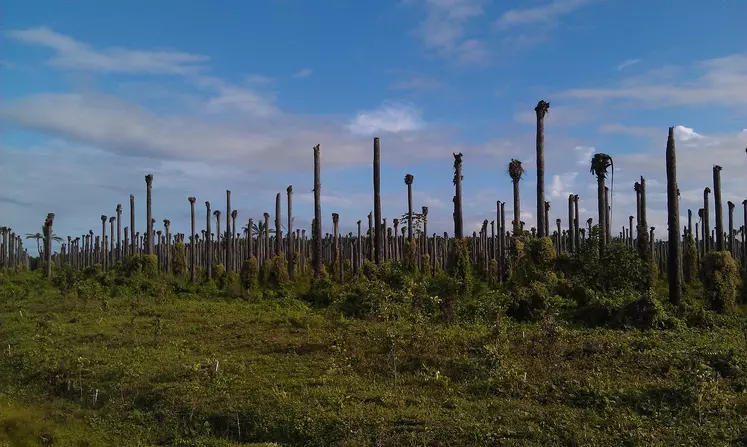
top-left (616, 59), bottom-right (642, 71)
top-left (573, 145), bottom-right (594, 166)
top-left (293, 68), bottom-right (313, 78)
top-left (496, 0), bottom-right (595, 28)
top-left (673, 125), bottom-right (703, 142)
top-left (245, 74), bottom-right (275, 84)
top-left (550, 172), bottom-right (579, 198)
top-left (559, 53), bottom-right (747, 108)
top-left (8, 27), bottom-right (209, 74)
top-left (347, 101), bottom-right (426, 136)
top-left (415, 0), bottom-right (488, 64)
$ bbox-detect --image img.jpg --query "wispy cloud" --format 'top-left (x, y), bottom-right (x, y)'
top-left (496, 0), bottom-right (595, 28)
top-left (616, 59), bottom-right (642, 71)
top-left (292, 68), bottom-right (313, 78)
top-left (389, 76), bottom-right (446, 91)
top-left (559, 53), bottom-right (747, 108)
top-left (346, 101), bottom-right (426, 136)
top-left (7, 27), bottom-right (209, 74)
top-left (245, 74), bottom-right (275, 84)
top-left (414, 0), bottom-right (488, 64)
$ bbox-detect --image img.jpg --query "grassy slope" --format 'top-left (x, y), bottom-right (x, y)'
top-left (1, 273), bottom-right (747, 446)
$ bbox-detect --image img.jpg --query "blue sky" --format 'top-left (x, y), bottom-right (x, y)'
top-left (1, 0), bottom-right (746, 247)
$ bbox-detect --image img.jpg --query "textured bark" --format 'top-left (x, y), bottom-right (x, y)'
top-left (44, 213), bottom-right (54, 278)
top-left (405, 174), bottom-right (414, 243)
top-left (665, 127), bottom-right (682, 305)
top-left (453, 153), bottom-right (464, 238)
top-left (704, 187), bottom-right (711, 253)
top-left (287, 185), bottom-right (294, 280)
top-left (205, 201), bottom-right (212, 279)
top-left (145, 174), bottom-right (153, 255)
top-left (597, 172), bottom-right (606, 258)
top-left (713, 165), bottom-right (724, 251)
top-left (313, 144), bottom-right (322, 277)
top-left (189, 197), bottom-right (196, 283)
top-left (535, 100), bottom-right (550, 237)
top-left (727, 201), bottom-right (735, 257)
top-left (100, 215), bottom-right (107, 271)
top-left (275, 193), bottom-right (282, 256)
top-left (129, 194), bottom-right (136, 255)
top-left (568, 194), bottom-right (575, 253)
top-left (226, 190), bottom-right (232, 272)
top-left (373, 138), bottom-right (382, 264)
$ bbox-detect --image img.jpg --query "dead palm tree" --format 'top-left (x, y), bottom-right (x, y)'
top-left (535, 100), bottom-right (550, 237)
top-left (405, 174), bottom-right (415, 244)
top-left (665, 127), bottom-right (682, 305)
top-left (590, 153), bottom-right (613, 257)
top-left (453, 153), bottom-right (464, 238)
top-left (145, 174), bottom-right (154, 255)
top-left (507, 159), bottom-right (524, 236)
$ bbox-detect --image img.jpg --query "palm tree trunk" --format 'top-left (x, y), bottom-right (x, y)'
top-left (512, 179), bottom-right (521, 236)
top-left (129, 194), bottom-right (136, 256)
top-left (704, 188), bottom-right (711, 253)
top-left (205, 202), bottom-right (212, 278)
top-left (568, 195), bottom-right (575, 253)
top-left (713, 166), bottom-right (724, 251)
top-left (665, 127), bottom-right (682, 305)
top-left (313, 144), bottom-right (322, 277)
top-left (597, 172), bottom-right (606, 258)
top-left (226, 190), bottom-right (232, 273)
top-left (145, 174), bottom-right (153, 255)
top-left (275, 193), bottom-right (282, 256)
top-left (454, 153), bottom-right (464, 238)
top-left (287, 185), bottom-right (294, 280)
top-left (373, 137), bottom-right (382, 264)
top-left (574, 196), bottom-right (580, 250)
top-left (189, 197), bottom-right (196, 283)
top-left (44, 213), bottom-right (54, 278)
top-left (728, 201), bottom-right (735, 257)
top-left (535, 100), bottom-right (548, 237)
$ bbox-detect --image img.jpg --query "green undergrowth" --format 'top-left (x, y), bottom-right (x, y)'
top-left (2, 265), bottom-right (747, 446)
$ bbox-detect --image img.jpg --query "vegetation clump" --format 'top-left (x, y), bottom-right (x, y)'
top-left (701, 251), bottom-right (740, 313)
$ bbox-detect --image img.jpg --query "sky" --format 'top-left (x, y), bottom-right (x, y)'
top-left (1, 0), bottom-right (746, 250)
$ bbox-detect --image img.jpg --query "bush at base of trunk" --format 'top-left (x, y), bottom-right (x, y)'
top-left (260, 254), bottom-right (290, 289)
top-left (507, 281), bottom-right (555, 322)
top-left (142, 254), bottom-right (158, 278)
top-left (700, 251), bottom-right (740, 313)
top-left (574, 291), bottom-right (678, 329)
top-left (172, 242), bottom-right (187, 276)
top-left (403, 240), bottom-right (418, 274)
top-left (422, 254), bottom-right (432, 277)
top-left (240, 257), bottom-right (259, 290)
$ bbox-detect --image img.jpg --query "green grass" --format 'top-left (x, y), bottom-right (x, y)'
top-left (2, 272), bottom-right (747, 446)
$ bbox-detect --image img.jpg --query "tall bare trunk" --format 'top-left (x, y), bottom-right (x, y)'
top-left (44, 213), bottom-right (54, 278)
top-left (704, 188), bottom-right (711, 253)
top-left (454, 153), bottom-right (464, 238)
top-left (373, 138), bottom-right (382, 264)
top-left (226, 190), bottom-right (232, 272)
top-left (145, 174), bottom-right (153, 255)
top-left (205, 201), bottom-right (212, 278)
top-left (313, 144), bottom-right (322, 277)
top-left (665, 127), bottom-right (682, 305)
top-left (287, 185), bottom-right (294, 279)
top-left (189, 197), bottom-right (196, 283)
top-left (713, 166), bottom-right (724, 251)
top-left (129, 194), bottom-right (136, 256)
top-left (535, 100), bottom-right (549, 237)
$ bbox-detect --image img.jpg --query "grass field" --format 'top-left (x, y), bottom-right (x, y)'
top-left (2, 271), bottom-right (747, 446)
